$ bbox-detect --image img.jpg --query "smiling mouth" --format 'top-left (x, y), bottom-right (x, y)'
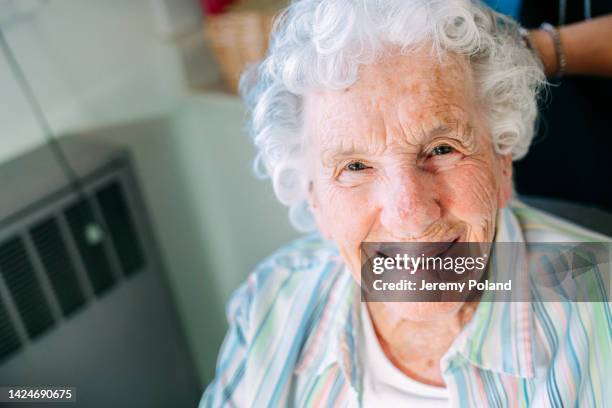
top-left (374, 237), bottom-right (460, 260)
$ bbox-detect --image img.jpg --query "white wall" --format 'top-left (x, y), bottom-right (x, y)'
top-left (0, 0), bottom-right (204, 163)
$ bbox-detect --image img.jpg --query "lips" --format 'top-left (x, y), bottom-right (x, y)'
top-left (372, 238), bottom-right (460, 260)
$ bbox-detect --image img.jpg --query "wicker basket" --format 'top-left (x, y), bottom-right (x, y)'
top-left (204, 1), bottom-right (283, 93)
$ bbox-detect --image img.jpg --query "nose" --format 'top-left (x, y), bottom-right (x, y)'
top-left (378, 168), bottom-right (441, 239)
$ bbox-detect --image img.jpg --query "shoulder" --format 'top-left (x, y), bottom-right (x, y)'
top-left (214, 234), bottom-right (354, 404)
top-left (245, 232), bottom-right (344, 303)
top-left (508, 198), bottom-right (612, 242)
top-left (531, 300), bottom-right (611, 405)
top-left (509, 201), bottom-right (612, 399)
top-left (202, 235), bottom-right (352, 406)
top-left (253, 232), bottom-right (341, 280)
top-left (225, 232), bottom-right (348, 340)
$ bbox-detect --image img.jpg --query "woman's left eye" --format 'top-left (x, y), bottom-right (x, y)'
top-left (430, 144), bottom-right (454, 156)
top-left (346, 161), bottom-right (370, 171)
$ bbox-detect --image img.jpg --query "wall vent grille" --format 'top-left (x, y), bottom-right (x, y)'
top-left (0, 180), bottom-right (145, 362)
top-left (30, 217), bottom-right (85, 317)
top-left (0, 237), bottom-right (55, 340)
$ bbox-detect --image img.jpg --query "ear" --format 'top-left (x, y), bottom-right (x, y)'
top-left (497, 154), bottom-right (513, 208)
top-left (307, 181), bottom-right (332, 240)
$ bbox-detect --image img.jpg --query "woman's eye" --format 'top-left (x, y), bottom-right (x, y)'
top-left (430, 144), bottom-right (454, 156)
top-left (346, 161), bottom-right (370, 171)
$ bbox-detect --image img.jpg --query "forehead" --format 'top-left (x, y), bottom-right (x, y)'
top-left (303, 51), bottom-right (477, 146)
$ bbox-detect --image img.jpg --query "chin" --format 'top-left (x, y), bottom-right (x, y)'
top-left (383, 301), bottom-right (464, 323)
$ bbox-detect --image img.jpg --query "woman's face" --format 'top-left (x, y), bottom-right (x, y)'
top-left (305, 50), bottom-right (513, 321)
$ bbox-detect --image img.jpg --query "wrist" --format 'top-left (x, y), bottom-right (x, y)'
top-left (529, 29), bottom-right (558, 77)
top-left (539, 23), bottom-right (566, 78)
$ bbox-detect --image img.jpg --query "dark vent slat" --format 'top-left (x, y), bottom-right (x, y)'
top-left (64, 200), bottom-right (115, 296)
top-left (0, 237), bottom-right (55, 339)
top-left (0, 297), bottom-right (21, 362)
top-left (96, 182), bottom-right (145, 276)
top-left (30, 218), bottom-right (86, 317)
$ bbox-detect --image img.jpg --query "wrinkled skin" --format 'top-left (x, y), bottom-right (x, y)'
top-left (305, 49), bottom-right (513, 386)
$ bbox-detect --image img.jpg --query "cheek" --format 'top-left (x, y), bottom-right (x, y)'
top-left (436, 162), bottom-right (499, 223)
top-left (316, 184), bottom-right (376, 243)
top-left (313, 183), bottom-right (378, 278)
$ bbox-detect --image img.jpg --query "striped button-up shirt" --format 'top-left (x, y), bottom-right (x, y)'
top-left (200, 199), bottom-right (611, 407)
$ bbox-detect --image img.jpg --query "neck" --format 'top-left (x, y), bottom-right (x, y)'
top-left (366, 301), bottom-right (478, 387)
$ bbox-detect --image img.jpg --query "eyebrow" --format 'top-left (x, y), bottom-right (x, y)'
top-left (428, 123), bottom-right (455, 137)
top-left (320, 118), bottom-right (474, 165)
top-left (321, 142), bottom-right (376, 166)
top-left (415, 119), bottom-right (475, 144)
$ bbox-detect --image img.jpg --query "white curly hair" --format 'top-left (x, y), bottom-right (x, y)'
top-left (239, 0), bottom-right (545, 231)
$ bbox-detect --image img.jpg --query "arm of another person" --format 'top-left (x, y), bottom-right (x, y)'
top-left (529, 14), bottom-right (612, 77)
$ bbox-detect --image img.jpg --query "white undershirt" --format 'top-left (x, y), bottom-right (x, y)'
top-left (359, 303), bottom-right (449, 407)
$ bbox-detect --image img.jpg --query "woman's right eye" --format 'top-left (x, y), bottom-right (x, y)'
top-left (430, 144), bottom-right (455, 156)
top-left (346, 161), bottom-right (370, 171)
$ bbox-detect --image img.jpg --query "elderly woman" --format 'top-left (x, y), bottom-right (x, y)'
top-left (201, 0), bottom-right (610, 406)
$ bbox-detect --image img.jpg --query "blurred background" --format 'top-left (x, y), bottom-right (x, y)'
top-left (0, 0), bottom-right (610, 407)
top-left (0, 0), bottom-right (295, 406)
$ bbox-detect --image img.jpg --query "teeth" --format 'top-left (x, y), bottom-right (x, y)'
top-left (379, 242), bottom-right (456, 259)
